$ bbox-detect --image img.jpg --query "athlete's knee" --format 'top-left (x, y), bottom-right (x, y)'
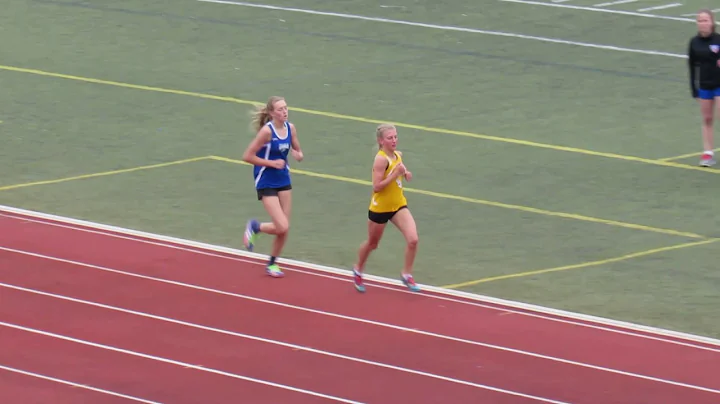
top-left (277, 223), bottom-right (289, 235)
top-left (366, 234), bottom-right (382, 250)
top-left (701, 105), bottom-right (715, 125)
top-left (406, 234), bottom-right (419, 249)
top-left (274, 218), bottom-right (290, 235)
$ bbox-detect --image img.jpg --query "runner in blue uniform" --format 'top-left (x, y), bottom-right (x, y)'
top-left (242, 96), bottom-right (304, 277)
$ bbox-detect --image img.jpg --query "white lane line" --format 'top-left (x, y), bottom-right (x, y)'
top-left (0, 365), bottom-right (161, 403)
top-left (2, 246), bottom-right (720, 396)
top-left (2, 208), bottom-right (720, 352)
top-left (0, 321), bottom-right (364, 404)
top-left (0, 282), bottom-right (569, 403)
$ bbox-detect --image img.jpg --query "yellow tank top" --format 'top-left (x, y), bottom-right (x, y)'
top-left (368, 150), bottom-right (408, 213)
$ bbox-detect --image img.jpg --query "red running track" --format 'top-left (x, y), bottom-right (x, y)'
top-left (1, 210), bottom-right (720, 403)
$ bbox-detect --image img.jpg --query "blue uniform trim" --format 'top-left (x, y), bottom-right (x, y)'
top-left (698, 87), bottom-right (720, 100)
top-left (253, 121), bottom-right (293, 190)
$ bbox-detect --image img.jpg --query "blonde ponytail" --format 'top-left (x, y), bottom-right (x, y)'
top-left (250, 96), bottom-right (285, 133)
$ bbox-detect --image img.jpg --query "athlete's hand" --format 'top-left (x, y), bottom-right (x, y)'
top-left (404, 171), bottom-right (412, 181)
top-left (291, 149), bottom-right (304, 162)
top-left (395, 163), bottom-right (407, 176)
top-left (270, 159), bottom-right (286, 169)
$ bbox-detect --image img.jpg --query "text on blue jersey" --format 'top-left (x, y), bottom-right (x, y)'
top-left (253, 121), bottom-right (293, 190)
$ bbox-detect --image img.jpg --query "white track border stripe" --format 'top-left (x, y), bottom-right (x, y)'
top-left (3, 212), bottom-right (719, 354)
top-left (3, 212), bottom-right (720, 355)
top-left (1, 204), bottom-right (718, 347)
top-left (0, 321), bottom-right (362, 404)
top-left (2, 246), bottom-right (720, 395)
top-left (197, 0), bottom-right (685, 58)
top-left (0, 283), bottom-right (568, 404)
top-left (0, 365), bottom-right (161, 404)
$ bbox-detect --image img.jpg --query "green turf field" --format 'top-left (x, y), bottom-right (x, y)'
top-left (2, 0), bottom-right (719, 338)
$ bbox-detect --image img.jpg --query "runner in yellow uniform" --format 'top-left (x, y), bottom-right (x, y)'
top-left (352, 123), bottom-right (420, 293)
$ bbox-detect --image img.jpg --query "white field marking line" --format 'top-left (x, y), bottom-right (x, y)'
top-left (637, 3), bottom-right (682, 12)
top-left (3, 247), bottom-right (720, 395)
top-left (681, 9), bottom-right (719, 16)
top-left (0, 365), bottom-right (161, 404)
top-left (197, 0), bottom-right (685, 58)
top-left (500, 0), bottom-right (694, 22)
top-left (0, 322), bottom-right (363, 404)
top-left (594, 0), bottom-right (637, 7)
top-left (0, 283), bottom-right (568, 404)
top-left (2, 206), bottom-right (720, 349)
top-left (5, 214), bottom-right (720, 355)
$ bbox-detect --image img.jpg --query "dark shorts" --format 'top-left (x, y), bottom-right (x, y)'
top-left (257, 185), bottom-right (292, 200)
top-left (698, 87), bottom-right (720, 100)
top-left (368, 205), bottom-right (408, 224)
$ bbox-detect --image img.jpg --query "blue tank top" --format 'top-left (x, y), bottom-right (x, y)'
top-left (253, 121), bottom-right (292, 190)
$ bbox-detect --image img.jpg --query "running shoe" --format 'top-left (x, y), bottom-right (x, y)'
top-left (243, 219), bottom-right (259, 251)
top-left (402, 274), bottom-right (421, 292)
top-left (266, 264), bottom-right (285, 278)
top-left (700, 153), bottom-right (716, 167)
top-left (353, 268), bottom-right (366, 293)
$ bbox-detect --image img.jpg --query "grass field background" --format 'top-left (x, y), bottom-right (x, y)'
top-left (2, 0), bottom-right (719, 338)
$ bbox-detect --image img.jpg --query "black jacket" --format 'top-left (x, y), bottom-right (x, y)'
top-left (688, 32), bottom-right (720, 97)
